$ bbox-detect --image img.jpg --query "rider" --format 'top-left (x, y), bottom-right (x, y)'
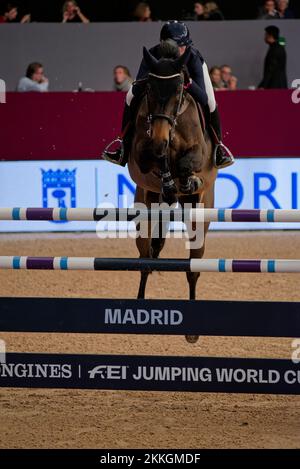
top-left (103, 20), bottom-right (234, 169)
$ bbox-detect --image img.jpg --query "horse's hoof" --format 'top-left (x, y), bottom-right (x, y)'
top-left (191, 176), bottom-right (203, 192)
top-left (180, 177), bottom-right (203, 195)
top-left (185, 335), bottom-right (199, 344)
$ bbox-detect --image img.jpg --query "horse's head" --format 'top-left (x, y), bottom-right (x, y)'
top-left (143, 44), bottom-right (191, 158)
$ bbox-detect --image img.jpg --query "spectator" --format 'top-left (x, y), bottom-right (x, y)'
top-left (209, 67), bottom-right (224, 90)
top-left (258, 25), bottom-right (287, 89)
top-left (113, 65), bottom-right (133, 92)
top-left (17, 62), bottom-right (49, 92)
top-left (0, 3), bottom-right (31, 23)
top-left (204, 2), bottom-right (224, 20)
top-left (133, 2), bottom-right (152, 22)
top-left (277, 0), bottom-right (295, 18)
top-left (220, 65), bottom-right (232, 88)
top-left (194, 2), bottom-right (205, 20)
top-left (258, 0), bottom-right (280, 19)
top-left (228, 75), bottom-right (238, 90)
top-left (62, 1), bottom-right (90, 23)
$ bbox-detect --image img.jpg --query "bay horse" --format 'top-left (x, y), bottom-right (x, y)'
top-left (127, 45), bottom-right (218, 340)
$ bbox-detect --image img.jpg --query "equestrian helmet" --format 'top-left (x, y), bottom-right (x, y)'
top-left (160, 21), bottom-right (192, 47)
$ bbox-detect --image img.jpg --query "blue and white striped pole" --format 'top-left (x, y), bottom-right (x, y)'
top-left (0, 208), bottom-right (300, 223)
top-left (0, 257), bottom-right (299, 273)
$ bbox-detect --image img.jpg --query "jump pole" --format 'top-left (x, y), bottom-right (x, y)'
top-left (1, 207), bottom-right (300, 223)
top-left (0, 257), bottom-right (300, 273)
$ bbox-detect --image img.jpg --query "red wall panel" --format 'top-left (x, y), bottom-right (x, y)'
top-left (0, 90), bottom-right (299, 160)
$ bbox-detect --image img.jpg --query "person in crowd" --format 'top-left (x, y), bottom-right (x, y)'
top-left (258, 0), bottom-right (280, 19)
top-left (204, 2), bottom-right (224, 20)
top-left (193, 2), bottom-right (205, 20)
top-left (113, 65), bottom-right (133, 92)
top-left (17, 62), bottom-right (49, 92)
top-left (258, 25), bottom-right (287, 89)
top-left (0, 3), bottom-right (30, 23)
top-left (220, 65), bottom-right (232, 88)
top-left (209, 67), bottom-right (225, 90)
top-left (228, 75), bottom-right (238, 90)
top-left (62, 1), bottom-right (90, 23)
top-left (276, 0), bottom-right (295, 18)
top-left (132, 2), bottom-right (152, 22)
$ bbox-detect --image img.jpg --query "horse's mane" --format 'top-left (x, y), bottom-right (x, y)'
top-left (159, 39), bottom-right (180, 60)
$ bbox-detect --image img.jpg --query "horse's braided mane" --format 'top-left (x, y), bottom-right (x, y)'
top-left (159, 39), bottom-right (180, 59)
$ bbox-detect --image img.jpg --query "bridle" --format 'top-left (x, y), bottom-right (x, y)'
top-left (144, 71), bottom-right (186, 202)
top-left (146, 72), bottom-right (185, 144)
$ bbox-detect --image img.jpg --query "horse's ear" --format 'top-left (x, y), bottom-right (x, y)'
top-left (143, 47), bottom-right (158, 71)
top-left (174, 47), bottom-right (191, 72)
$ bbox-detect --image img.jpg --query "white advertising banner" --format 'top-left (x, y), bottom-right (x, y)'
top-left (0, 158), bottom-right (299, 232)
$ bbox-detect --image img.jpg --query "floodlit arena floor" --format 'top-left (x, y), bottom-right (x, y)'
top-left (0, 231), bottom-right (300, 449)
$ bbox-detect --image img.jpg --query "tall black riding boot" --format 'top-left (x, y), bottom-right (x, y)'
top-left (210, 108), bottom-right (234, 169)
top-left (102, 104), bottom-right (132, 166)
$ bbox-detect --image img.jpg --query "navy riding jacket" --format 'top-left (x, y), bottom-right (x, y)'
top-left (135, 44), bottom-right (209, 107)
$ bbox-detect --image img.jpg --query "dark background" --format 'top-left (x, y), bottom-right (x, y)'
top-left (1, 0), bottom-right (300, 21)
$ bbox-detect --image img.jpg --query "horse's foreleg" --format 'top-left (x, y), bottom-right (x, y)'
top-left (137, 230), bottom-right (167, 299)
top-left (135, 188), bottom-right (163, 299)
top-left (177, 150), bottom-right (203, 195)
top-left (182, 190), bottom-right (214, 343)
top-left (136, 223), bottom-right (152, 299)
top-left (137, 271), bottom-right (150, 299)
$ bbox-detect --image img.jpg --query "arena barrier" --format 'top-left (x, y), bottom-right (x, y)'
top-left (0, 209), bottom-right (299, 395)
top-left (1, 207), bottom-right (300, 222)
top-left (0, 297), bottom-right (299, 394)
top-left (0, 256), bottom-right (300, 273)
top-left (1, 352), bottom-right (300, 394)
top-left (1, 297), bottom-right (299, 337)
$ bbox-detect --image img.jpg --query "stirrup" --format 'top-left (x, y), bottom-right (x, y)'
top-left (102, 138), bottom-right (125, 165)
top-left (213, 143), bottom-right (235, 169)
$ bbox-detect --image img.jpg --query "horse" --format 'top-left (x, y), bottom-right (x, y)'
top-left (127, 45), bottom-right (218, 341)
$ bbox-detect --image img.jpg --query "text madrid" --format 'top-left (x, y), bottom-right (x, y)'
top-left (1, 364), bottom-right (300, 384)
top-left (104, 308), bottom-right (183, 325)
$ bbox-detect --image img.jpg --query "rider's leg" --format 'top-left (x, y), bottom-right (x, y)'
top-left (103, 83), bottom-right (145, 166)
top-left (102, 103), bottom-right (132, 166)
top-left (209, 107), bottom-right (234, 169)
top-left (201, 62), bottom-right (234, 169)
